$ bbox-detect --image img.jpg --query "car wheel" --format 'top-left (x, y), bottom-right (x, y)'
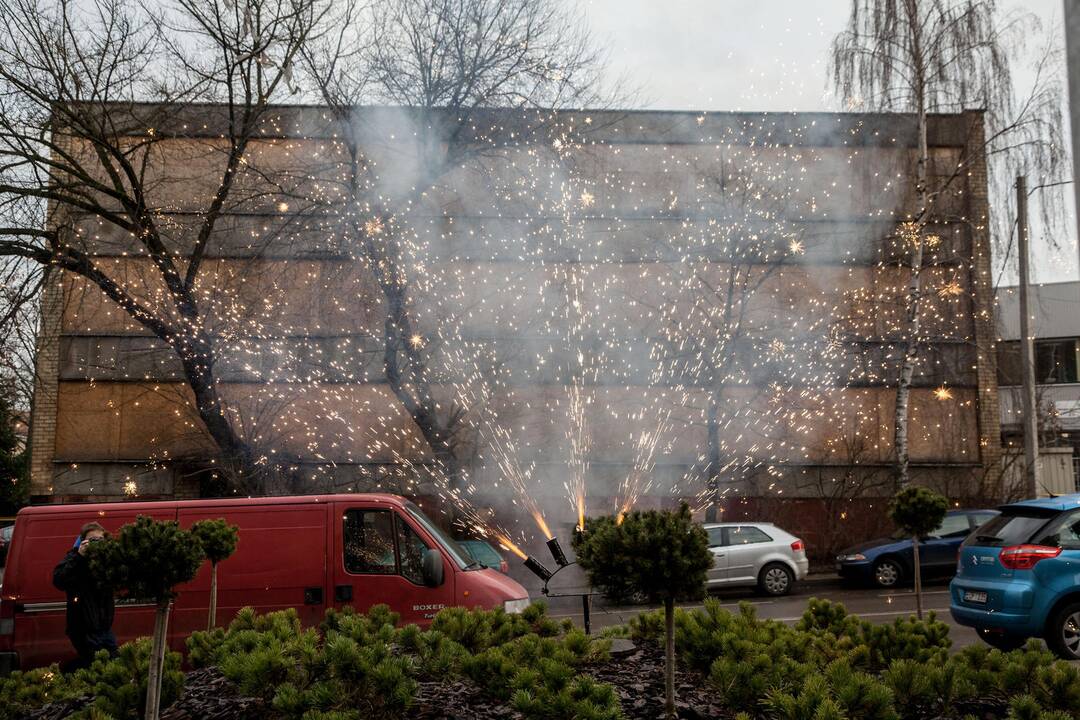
top-left (873, 558), bottom-right (903, 588)
top-left (1047, 601), bottom-right (1080, 660)
top-left (977, 628), bottom-right (1026, 652)
top-left (758, 562), bottom-right (794, 596)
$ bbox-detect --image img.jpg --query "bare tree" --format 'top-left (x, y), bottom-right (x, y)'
top-left (300, 0), bottom-right (611, 487)
top-left (0, 258), bottom-right (41, 410)
top-left (830, 0), bottom-right (1065, 488)
top-left (0, 0), bottom-right (331, 490)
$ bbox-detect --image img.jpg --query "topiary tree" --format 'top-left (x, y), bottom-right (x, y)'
top-left (573, 503), bottom-right (712, 720)
top-left (89, 515), bottom-right (205, 720)
top-left (190, 519), bottom-right (239, 631)
top-left (888, 486), bottom-right (948, 620)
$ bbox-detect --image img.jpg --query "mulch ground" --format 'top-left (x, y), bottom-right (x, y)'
top-left (159, 667), bottom-right (266, 720)
top-left (583, 641), bottom-right (730, 720)
top-left (412, 677), bottom-right (521, 720)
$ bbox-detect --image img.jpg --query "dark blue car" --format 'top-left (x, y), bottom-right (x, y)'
top-left (836, 509), bottom-right (999, 588)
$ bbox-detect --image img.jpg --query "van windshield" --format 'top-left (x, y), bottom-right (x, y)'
top-left (403, 502), bottom-right (472, 570)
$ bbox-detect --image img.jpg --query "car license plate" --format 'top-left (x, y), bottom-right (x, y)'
top-left (963, 590), bottom-right (988, 604)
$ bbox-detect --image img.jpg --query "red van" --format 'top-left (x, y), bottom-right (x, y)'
top-left (0, 494), bottom-right (529, 671)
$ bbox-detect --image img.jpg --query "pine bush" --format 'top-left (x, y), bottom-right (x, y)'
top-left (0, 638), bottom-right (182, 720)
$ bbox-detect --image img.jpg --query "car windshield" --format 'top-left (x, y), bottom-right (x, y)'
top-left (461, 541), bottom-right (501, 567)
top-left (962, 509), bottom-right (1054, 548)
top-left (403, 502), bottom-right (472, 570)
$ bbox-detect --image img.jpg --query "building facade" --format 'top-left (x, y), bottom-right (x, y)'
top-left (996, 281), bottom-right (1080, 492)
top-left (29, 106), bottom-right (1000, 549)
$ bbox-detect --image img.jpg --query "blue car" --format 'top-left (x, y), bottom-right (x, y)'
top-left (951, 494), bottom-right (1080, 657)
top-left (836, 509), bottom-right (999, 588)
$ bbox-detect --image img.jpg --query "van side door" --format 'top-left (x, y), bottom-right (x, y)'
top-left (332, 504), bottom-right (454, 625)
top-left (174, 502), bottom-right (330, 645)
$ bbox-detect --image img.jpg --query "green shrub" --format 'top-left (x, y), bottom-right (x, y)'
top-left (463, 629), bottom-right (614, 719)
top-left (190, 518), bottom-right (239, 630)
top-left (0, 638), bottom-right (182, 720)
top-left (429, 601), bottom-right (563, 652)
top-left (188, 605), bottom-right (413, 719)
top-left (627, 596), bottom-right (1080, 719)
top-left (798, 599), bottom-right (951, 671)
top-left (575, 504), bottom-right (711, 720)
top-left (0, 665), bottom-right (75, 719)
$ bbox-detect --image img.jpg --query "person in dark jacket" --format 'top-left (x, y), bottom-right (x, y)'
top-left (52, 522), bottom-right (116, 670)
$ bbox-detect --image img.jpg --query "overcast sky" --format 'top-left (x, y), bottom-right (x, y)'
top-left (584, 0), bottom-right (1076, 285)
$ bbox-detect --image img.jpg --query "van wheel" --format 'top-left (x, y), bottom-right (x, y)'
top-left (977, 628), bottom-right (1026, 652)
top-left (873, 558), bottom-right (903, 588)
top-left (1047, 601), bottom-right (1080, 660)
top-left (758, 563), bottom-right (794, 596)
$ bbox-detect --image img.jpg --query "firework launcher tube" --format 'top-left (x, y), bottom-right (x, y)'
top-left (546, 536), bottom-right (569, 567)
top-left (523, 555), bottom-right (553, 582)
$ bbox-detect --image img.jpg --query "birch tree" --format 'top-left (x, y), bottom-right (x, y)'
top-left (830, 0), bottom-right (1065, 488)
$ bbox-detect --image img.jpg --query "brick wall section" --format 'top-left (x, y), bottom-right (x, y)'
top-left (29, 266), bottom-right (64, 499)
top-left (964, 109), bottom-right (1003, 495)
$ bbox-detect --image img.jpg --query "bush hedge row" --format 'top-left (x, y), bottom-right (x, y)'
top-left (5, 599), bottom-right (1080, 719)
top-left (629, 597), bottom-right (1080, 719)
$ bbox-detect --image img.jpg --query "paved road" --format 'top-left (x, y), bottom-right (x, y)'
top-left (541, 578), bottom-right (986, 651)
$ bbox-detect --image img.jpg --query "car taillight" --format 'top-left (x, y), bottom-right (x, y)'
top-left (999, 544), bottom-right (1062, 570)
top-left (791, 540), bottom-right (804, 553)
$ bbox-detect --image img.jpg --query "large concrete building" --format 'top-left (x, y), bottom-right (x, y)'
top-left (29, 106), bottom-right (1000, 550)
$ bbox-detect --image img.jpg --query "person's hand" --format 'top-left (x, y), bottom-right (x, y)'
top-left (77, 541), bottom-right (89, 556)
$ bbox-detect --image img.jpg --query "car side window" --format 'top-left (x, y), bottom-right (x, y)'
top-left (1034, 511), bottom-right (1080, 550)
top-left (726, 526), bottom-right (773, 545)
top-left (935, 514), bottom-right (972, 539)
top-left (707, 527), bottom-right (725, 547)
top-left (396, 515), bottom-right (431, 585)
top-left (343, 509), bottom-right (397, 574)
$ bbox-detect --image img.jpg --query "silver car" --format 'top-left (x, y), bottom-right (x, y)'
top-left (703, 522), bottom-right (809, 596)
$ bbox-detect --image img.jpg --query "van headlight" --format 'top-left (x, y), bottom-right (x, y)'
top-left (503, 597), bottom-right (530, 614)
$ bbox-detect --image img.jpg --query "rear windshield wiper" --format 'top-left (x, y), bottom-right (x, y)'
top-left (974, 534), bottom-right (1003, 543)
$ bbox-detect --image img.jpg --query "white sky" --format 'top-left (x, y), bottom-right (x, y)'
top-left (584, 0), bottom-right (1077, 285)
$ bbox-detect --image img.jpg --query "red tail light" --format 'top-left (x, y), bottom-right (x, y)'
top-left (791, 540), bottom-right (805, 553)
top-left (999, 544), bottom-right (1062, 570)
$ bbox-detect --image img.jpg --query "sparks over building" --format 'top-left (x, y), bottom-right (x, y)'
top-left (29, 105), bottom-right (999, 550)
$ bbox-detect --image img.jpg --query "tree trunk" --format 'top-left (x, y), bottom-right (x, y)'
top-left (375, 264), bottom-right (463, 488)
top-left (912, 536), bottom-right (923, 620)
top-left (894, 0), bottom-right (929, 490)
top-left (207, 562), bottom-right (218, 631)
top-left (176, 332), bottom-right (253, 485)
top-left (705, 394), bottom-right (721, 523)
top-left (145, 600), bottom-right (171, 720)
top-left (664, 597), bottom-right (676, 720)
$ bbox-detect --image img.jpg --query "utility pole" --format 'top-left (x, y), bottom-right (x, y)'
top-left (1017, 175), bottom-right (1041, 499)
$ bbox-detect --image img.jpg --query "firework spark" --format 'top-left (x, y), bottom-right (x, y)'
top-left (933, 386), bottom-right (953, 401)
